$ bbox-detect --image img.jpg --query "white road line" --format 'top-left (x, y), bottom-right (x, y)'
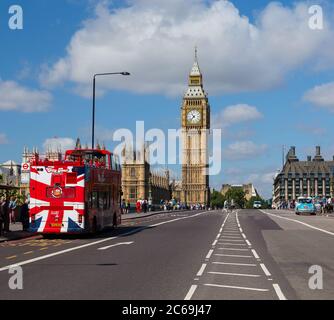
top-left (241, 233), bottom-right (247, 239)
top-left (0, 211), bottom-right (209, 273)
top-left (260, 210), bottom-right (334, 237)
top-left (260, 263), bottom-right (271, 277)
top-left (245, 240), bottom-right (252, 246)
top-left (212, 240), bottom-right (218, 246)
top-left (218, 248), bottom-right (249, 251)
top-left (220, 237), bottom-right (243, 240)
top-left (214, 254), bottom-right (252, 258)
top-left (206, 249), bottom-right (214, 259)
top-left (251, 249), bottom-right (260, 259)
top-left (197, 263), bottom-right (207, 277)
top-left (216, 233), bottom-right (221, 239)
top-left (208, 271), bottom-right (261, 278)
top-left (149, 211), bottom-right (208, 227)
top-left (273, 284), bottom-right (287, 300)
top-left (218, 242), bottom-right (246, 246)
top-left (204, 283), bottom-right (269, 292)
top-left (212, 262), bottom-right (257, 267)
top-left (239, 228), bottom-right (243, 232)
top-left (184, 285), bottom-right (198, 300)
top-left (218, 239), bottom-right (244, 242)
top-left (98, 241), bottom-right (134, 251)
top-left (222, 231), bottom-right (240, 234)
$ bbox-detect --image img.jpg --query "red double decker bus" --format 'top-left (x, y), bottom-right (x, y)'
top-left (29, 148), bottom-right (122, 234)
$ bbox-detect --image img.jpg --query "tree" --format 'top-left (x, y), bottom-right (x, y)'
top-left (210, 189), bottom-right (225, 208)
top-left (224, 188), bottom-right (246, 209)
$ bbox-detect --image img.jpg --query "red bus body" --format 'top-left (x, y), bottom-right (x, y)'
top-left (29, 149), bottom-right (122, 234)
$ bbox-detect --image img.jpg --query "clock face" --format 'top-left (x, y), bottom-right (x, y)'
top-left (187, 110), bottom-right (201, 124)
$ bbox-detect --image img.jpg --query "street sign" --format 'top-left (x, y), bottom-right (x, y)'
top-left (21, 162), bottom-right (30, 172)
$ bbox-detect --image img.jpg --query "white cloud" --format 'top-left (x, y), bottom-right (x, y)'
top-left (304, 82), bottom-right (334, 112)
top-left (296, 124), bottom-right (327, 136)
top-left (0, 80), bottom-right (52, 112)
top-left (43, 137), bottom-right (76, 153)
top-left (213, 104), bottom-right (263, 129)
top-left (0, 133), bottom-right (8, 144)
top-left (223, 141), bottom-right (267, 160)
top-left (248, 172), bottom-right (276, 185)
top-left (40, 0), bottom-right (334, 97)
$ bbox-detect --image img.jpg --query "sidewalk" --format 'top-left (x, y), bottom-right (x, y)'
top-left (0, 210), bottom-right (186, 242)
top-left (269, 209), bottom-right (334, 217)
top-left (0, 223), bottom-right (36, 243)
top-left (122, 209), bottom-right (179, 221)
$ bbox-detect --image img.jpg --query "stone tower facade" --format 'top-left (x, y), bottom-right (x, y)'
top-left (181, 49), bottom-right (210, 205)
top-left (121, 145), bottom-right (171, 205)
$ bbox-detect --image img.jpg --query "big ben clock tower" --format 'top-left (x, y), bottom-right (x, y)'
top-left (181, 49), bottom-right (210, 206)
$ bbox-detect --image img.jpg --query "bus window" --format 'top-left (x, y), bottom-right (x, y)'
top-left (115, 155), bottom-right (120, 171)
top-left (111, 155), bottom-right (116, 171)
top-left (105, 155), bottom-right (110, 169)
top-left (103, 192), bottom-right (108, 210)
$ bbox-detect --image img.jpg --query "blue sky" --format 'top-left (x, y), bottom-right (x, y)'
top-left (1, 0), bottom-right (334, 198)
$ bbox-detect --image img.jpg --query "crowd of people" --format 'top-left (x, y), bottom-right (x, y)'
top-left (121, 198), bottom-right (208, 214)
top-left (275, 197), bottom-right (334, 213)
top-left (0, 196), bottom-right (29, 237)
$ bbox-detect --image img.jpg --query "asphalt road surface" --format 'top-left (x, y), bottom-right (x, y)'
top-left (0, 209), bottom-right (333, 300)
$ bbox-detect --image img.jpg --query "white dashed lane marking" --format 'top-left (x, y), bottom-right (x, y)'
top-left (185, 210), bottom-right (288, 300)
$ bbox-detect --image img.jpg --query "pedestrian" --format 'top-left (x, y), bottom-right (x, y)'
top-left (20, 198), bottom-right (30, 231)
top-left (1, 197), bottom-right (10, 232)
top-left (136, 199), bottom-right (141, 213)
top-left (142, 199), bottom-right (147, 213)
top-left (121, 199), bottom-right (126, 214)
top-left (148, 198), bottom-right (152, 212)
top-left (9, 196), bottom-right (17, 224)
top-left (126, 200), bottom-right (131, 214)
top-left (0, 197), bottom-right (4, 236)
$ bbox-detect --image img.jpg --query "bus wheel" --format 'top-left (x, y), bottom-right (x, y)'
top-left (92, 217), bottom-right (98, 233)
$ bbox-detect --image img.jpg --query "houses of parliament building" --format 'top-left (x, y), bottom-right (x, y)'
top-left (121, 50), bottom-right (211, 206)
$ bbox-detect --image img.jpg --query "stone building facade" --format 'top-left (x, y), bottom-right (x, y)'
top-left (121, 146), bottom-right (171, 205)
top-left (221, 184), bottom-right (259, 201)
top-left (273, 146), bottom-right (334, 205)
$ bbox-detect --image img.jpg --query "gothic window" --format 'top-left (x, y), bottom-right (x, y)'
top-left (129, 187), bottom-right (137, 199)
top-left (130, 168), bottom-right (136, 177)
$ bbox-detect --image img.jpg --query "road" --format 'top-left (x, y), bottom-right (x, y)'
top-left (0, 209), bottom-right (334, 300)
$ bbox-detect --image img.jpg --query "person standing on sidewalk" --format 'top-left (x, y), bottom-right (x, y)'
top-left (9, 196), bottom-right (17, 224)
top-left (142, 199), bottom-right (147, 213)
top-left (2, 197), bottom-right (10, 233)
top-left (136, 199), bottom-right (141, 213)
top-left (121, 199), bottom-right (126, 214)
top-left (20, 198), bottom-right (30, 231)
top-left (0, 197), bottom-right (4, 236)
top-left (126, 200), bottom-right (131, 214)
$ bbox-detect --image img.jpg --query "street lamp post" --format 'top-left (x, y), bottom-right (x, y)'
top-left (92, 72), bottom-right (130, 149)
